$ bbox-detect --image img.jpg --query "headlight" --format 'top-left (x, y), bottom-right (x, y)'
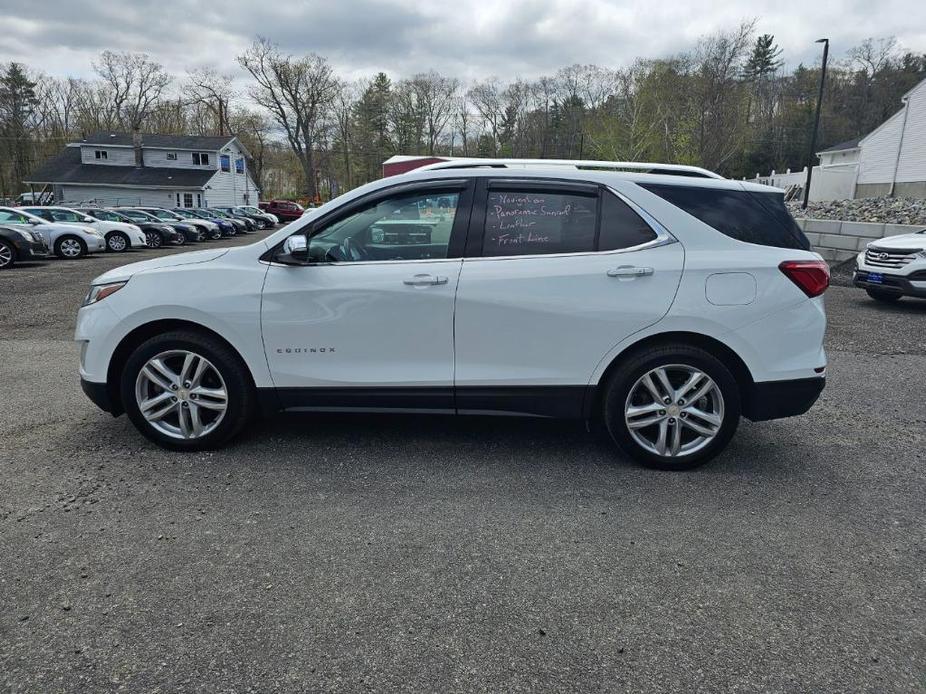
top-left (82, 281), bottom-right (127, 306)
top-left (87, 228), bottom-right (104, 238)
top-left (16, 229), bottom-right (37, 242)
top-left (917, 249), bottom-right (926, 258)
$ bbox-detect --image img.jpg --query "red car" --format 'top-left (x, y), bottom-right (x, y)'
top-left (259, 200), bottom-right (305, 222)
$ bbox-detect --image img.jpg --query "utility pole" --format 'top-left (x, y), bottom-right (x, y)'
top-left (802, 38), bottom-right (829, 209)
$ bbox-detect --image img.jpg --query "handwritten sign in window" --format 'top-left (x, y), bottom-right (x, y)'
top-left (484, 191), bottom-right (596, 256)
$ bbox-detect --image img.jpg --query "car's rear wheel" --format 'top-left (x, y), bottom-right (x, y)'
top-left (146, 231), bottom-right (162, 249)
top-left (121, 331), bottom-right (255, 450)
top-left (174, 232), bottom-right (186, 246)
top-left (106, 231), bottom-right (129, 252)
top-left (865, 287), bottom-right (901, 303)
top-left (603, 343), bottom-right (741, 470)
top-left (54, 236), bottom-right (86, 259)
top-left (0, 240), bottom-right (15, 269)
top-left (210, 228), bottom-right (222, 240)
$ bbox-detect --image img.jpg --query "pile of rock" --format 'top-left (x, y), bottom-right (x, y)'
top-left (787, 197), bottom-right (926, 225)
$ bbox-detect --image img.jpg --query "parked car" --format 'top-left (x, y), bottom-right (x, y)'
top-left (171, 209), bottom-right (237, 236)
top-left (217, 206), bottom-right (275, 229)
top-left (134, 208), bottom-right (209, 242)
top-left (115, 209), bottom-right (196, 245)
top-left (242, 205), bottom-right (278, 225)
top-left (75, 158), bottom-right (828, 469)
top-left (259, 199), bottom-right (304, 222)
top-left (22, 205), bottom-right (147, 253)
top-left (0, 206), bottom-right (105, 258)
top-left (206, 208), bottom-right (256, 232)
top-left (109, 208), bottom-right (184, 248)
top-left (0, 223), bottom-right (49, 269)
top-left (138, 207), bottom-right (222, 241)
top-left (852, 229), bottom-right (926, 302)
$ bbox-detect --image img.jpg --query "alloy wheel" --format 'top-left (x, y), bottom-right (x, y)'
top-left (624, 364), bottom-right (724, 458)
top-left (135, 350), bottom-right (228, 440)
top-left (0, 242), bottom-right (12, 268)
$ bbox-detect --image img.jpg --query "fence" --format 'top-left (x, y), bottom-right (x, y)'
top-left (747, 165), bottom-right (858, 203)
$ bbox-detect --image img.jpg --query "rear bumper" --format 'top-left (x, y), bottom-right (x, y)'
top-left (853, 269), bottom-right (926, 298)
top-left (743, 376), bottom-right (825, 422)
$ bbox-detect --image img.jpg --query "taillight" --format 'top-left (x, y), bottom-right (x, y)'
top-left (779, 260), bottom-right (830, 298)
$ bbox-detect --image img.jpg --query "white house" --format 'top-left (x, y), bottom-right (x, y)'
top-left (817, 137), bottom-right (861, 169)
top-left (856, 77), bottom-right (926, 198)
top-left (25, 132), bottom-right (260, 208)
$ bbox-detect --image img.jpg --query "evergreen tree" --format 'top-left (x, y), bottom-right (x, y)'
top-left (743, 34), bottom-right (783, 81)
top-left (0, 62), bottom-right (38, 196)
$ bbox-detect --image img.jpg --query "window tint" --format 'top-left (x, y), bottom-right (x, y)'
top-left (640, 183), bottom-right (810, 250)
top-left (307, 191), bottom-right (459, 263)
top-left (483, 190), bottom-right (597, 256)
top-left (598, 192), bottom-right (658, 250)
top-left (51, 210), bottom-right (83, 222)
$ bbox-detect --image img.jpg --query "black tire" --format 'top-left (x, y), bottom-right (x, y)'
top-left (146, 231), bottom-right (162, 249)
top-left (866, 287), bottom-right (901, 303)
top-left (210, 228), bottom-right (222, 240)
top-left (602, 343), bottom-right (741, 470)
top-left (121, 330), bottom-right (256, 451)
top-left (54, 235), bottom-right (87, 259)
top-left (0, 239), bottom-right (15, 269)
top-left (174, 232), bottom-right (186, 246)
top-left (106, 231), bottom-right (129, 253)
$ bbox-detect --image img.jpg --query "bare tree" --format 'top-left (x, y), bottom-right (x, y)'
top-left (238, 37), bottom-right (339, 199)
top-left (183, 67), bottom-right (236, 135)
top-left (92, 51), bottom-right (171, 131)
top-left (410, 71), bottom-right (459, 155)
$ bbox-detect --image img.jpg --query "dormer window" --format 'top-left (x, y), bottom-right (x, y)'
top-left (192, 152), bottom-right (210, 166)
top-left (94, 150), bottom-right (108, 160)
top-left (220, 154), bottom-right (230, 172)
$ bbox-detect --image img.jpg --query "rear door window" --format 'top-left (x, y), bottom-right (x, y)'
top-left (640, 183), bottom-right (809, 250)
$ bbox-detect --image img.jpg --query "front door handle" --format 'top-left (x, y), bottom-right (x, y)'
top-left (607, 266), bottom-right (654, 278)
top-left (403, 274), bottom-right (448, 286)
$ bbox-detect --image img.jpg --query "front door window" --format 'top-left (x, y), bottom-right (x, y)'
top-left (306, 192), bottom-right (459, 263)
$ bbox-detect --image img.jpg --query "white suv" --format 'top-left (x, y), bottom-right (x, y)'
top-left (75, 159), bottom-right (828, 469)
top-left (853, 229), bottom-right (926, 302)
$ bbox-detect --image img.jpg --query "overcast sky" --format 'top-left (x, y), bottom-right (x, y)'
top-left (2, 0), bottom-right (925, 85)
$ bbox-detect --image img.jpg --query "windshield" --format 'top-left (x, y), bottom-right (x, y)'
top-left (0, 208), bottom-right (43, 224)
top-left (120, 209), bottom-right (160, 222)
top-left (83, 209), bottom-right (123, 222)
top-left (184, 210), bottom-right (209, 219)
top-left (147, 209), bottom-right (180, 221)
top-left (50, 208), bottom-right (91, 222)
top-left (240, 206), bottom-right (261, 214)
top-left (207, 210), bottom-right (229, 218)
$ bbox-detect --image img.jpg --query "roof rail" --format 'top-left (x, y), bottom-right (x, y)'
top-left (418, 157), bottom-right (724, 180)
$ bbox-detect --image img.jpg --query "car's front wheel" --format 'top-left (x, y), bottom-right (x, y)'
top-left (603, 343), bottom-right (741, 470)
top-left (174, 232), bottom-right (186, 246)
top-left (0, 240), bottom-right (15, 269)
top-left (121, 331), bottom-right (255, 450)
top-left (106, 231), bottom-right (129, 252)
top-left (54, 236), bottom-right (86, 259)
top-left (866, 287), bottom-right (901, 303)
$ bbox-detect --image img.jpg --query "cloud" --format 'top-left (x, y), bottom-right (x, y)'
top-left (0, 0), bottom-right (924, 86)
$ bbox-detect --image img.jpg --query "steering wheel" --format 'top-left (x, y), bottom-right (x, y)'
top-left (340, 237), bottom-right (370, 261)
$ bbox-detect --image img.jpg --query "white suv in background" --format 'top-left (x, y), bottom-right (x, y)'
top-left (853, 229), bottom-right (926, 302)
top-left (75, 159), bottom-right (828, 469)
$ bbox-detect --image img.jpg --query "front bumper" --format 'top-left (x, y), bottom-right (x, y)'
top-left (853, 269), bottom-right (926, 298)
top-left (87, 236), bottom-right (106, 252)
top-left (13, 236), bottom-right (49, 259)
top-left (81, 377), bottom-right (117, 414)
top-left (742, 376), bottom-right (825, 421)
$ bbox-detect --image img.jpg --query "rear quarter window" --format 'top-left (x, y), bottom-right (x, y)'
top-left (640, 184), bottom-right (810, 251)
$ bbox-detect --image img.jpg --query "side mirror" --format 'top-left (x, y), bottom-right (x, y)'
top-left (29, 219), bottom-right (41, 225)
top-left (281, 235), bottom-right (309, 263)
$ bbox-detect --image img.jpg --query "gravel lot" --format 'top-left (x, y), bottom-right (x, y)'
top-left (1, 237), bottom-right (925, 693)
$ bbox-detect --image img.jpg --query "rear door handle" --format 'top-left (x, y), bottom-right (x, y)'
top-left (607, 266), bottom-right (654, 278)
top-left (403, 274), bottom-right (448, 286)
